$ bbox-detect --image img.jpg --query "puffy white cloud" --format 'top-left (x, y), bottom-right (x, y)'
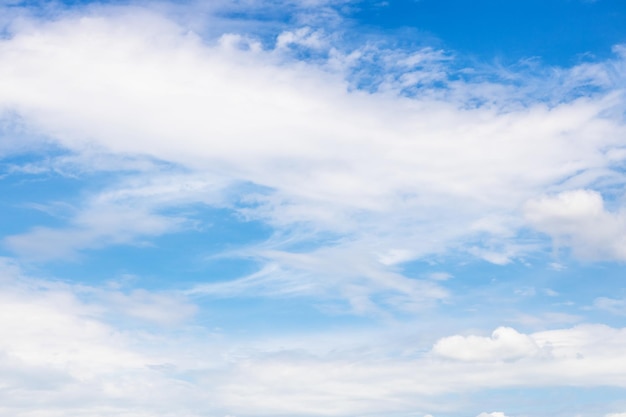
top-left (525, 190), bottom-right (626, 260)
top-left (432, 327), bottom-right (542, 362)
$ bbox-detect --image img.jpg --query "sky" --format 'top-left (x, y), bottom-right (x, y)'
top-left (1, 0), bottom-right (626, 416)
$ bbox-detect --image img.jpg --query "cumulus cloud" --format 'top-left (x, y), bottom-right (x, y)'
top-left (525, 189), bottom-right (626, 260)
top-left (430, 324), bottom-right (626, 371)
top-left (432, 327), bottom-right (542, 362)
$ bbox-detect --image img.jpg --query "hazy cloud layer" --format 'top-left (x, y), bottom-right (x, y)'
top-left (2, 258), bottom-right (626, 417)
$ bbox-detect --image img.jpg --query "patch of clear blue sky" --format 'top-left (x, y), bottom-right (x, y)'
top-left (349, 0), bottom-right (626, 66)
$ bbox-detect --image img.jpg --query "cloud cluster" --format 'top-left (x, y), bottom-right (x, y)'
top-left (1, 3), bottom-right (626, 415)
top-left (0, 3), bottom-right (625, 312)
top-left (0, 8), bottom-right (622, 207)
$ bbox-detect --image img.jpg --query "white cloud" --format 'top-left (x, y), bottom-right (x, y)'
top-left (525, 189), bottom-right (626, 260)
top-left (181, 324), bottom-right (626, 416)
top-left (104, 289), bottom-right (198, 325)
top-left (0, 3), bottom-right (624, 318)
top-left (4, 205), bottom-right (181, 260)
top-left (512, 312), bottom-right (581, 327)
top-left (189, 244), bottom-right (449, 316)
top-left (2, 3), bottom-right (626, 417)
top-left (0, 260), bottom-right (145, 377)
top-left (2, 260), bottom-right (626, 417)
top-left (276, 27), bottom-right (327, 50)
top-left (594, 297), bottom-right (626, 315)
top-left (433, 327), bottom-right (542, 362)
top-left (0, 6), bottom-right (624, 268)
top-left (3, 171), bottom-right (228, 260)
top-left (427, 272), bottom-right (453, 281)
top-left (476, 413), bottom-right (509, 417)
top-left (0, 258), bottom-right (212, 416)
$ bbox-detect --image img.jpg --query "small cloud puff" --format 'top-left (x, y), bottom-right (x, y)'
top-left (476, 413), bottom-right (510, 417)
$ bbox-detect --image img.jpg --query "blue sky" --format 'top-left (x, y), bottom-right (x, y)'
top-left (1, 0), bottom-right (626, 416)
